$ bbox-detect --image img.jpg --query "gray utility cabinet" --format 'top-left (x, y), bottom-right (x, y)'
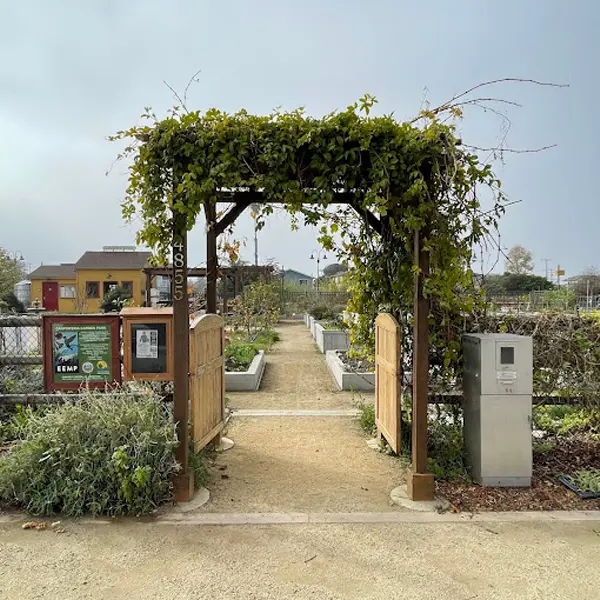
top-left (462, 333), bottom-right (533, 487)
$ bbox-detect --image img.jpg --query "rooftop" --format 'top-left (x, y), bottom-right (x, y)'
top-left (28, 264), bottom-right (76, 280)
top-left (74, 251), bottom-right (152, 271)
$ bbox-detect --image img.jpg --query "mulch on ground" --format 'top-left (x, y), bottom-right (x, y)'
top-left (437, 434), bottom-right (600, 512)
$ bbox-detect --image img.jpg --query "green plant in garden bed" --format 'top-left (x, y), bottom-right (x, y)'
top-left (225, 328), bottom-right (280, 371)
top-left (225, 342), bottom-right (258, 372)
top-left (0, 389), bottom-right (179, 516)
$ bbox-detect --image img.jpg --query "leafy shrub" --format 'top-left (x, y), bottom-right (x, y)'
top-left (0, 390), bottom-right (179, 516)
top-left (310, 306), bottom-right (336, 321)
top-left (251, 329), bottom-right (280, 350)
top-left (225, 342), bottom-right (258, 372)
top-left (426, 417), bottom-right (468, 481)
top-left (360, 400), bottom-right (469, 482)
top-left (101, 285), bottom-right (133, 312)
top-left (357, 402), bottom-right (376, 436)
top-left (229, 280), bottom-right (280, 340)
top-left (533, 405), bottom-right (600, 435)
top-left (0, 366), bottom-right (44, 395)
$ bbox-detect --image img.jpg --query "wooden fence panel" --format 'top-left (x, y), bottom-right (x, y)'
top-left (375, 313), bottom-right (401, 454)
top-left (189, 314), bottom-right (225, 452)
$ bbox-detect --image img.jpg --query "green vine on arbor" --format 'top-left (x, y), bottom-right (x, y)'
top-left (111, 92), bottom-right (511, 382)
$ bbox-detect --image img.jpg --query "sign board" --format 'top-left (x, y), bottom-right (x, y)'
top-left (121, 307), bottom-right (173, 381)
top-left (42, 314), bottom-right (121, 391)
top-left (556, 269), bottom-right (565, 276)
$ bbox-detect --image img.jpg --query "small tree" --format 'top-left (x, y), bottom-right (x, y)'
top-left (101, 286), bottom-right (133, 313)
top-left (230, 280), bottom-right (279, 341)
top-left (322, 263), bottom-right (346, 277)
top-left (0, 248), bottom-right (25, 299)
top-left (0, 292), bottom-right (25, 313)
top-left (505, 245), bottom-right (534, 275)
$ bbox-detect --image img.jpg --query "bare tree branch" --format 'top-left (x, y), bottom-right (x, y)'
top-left (184, 69), bottom-right (202, 107)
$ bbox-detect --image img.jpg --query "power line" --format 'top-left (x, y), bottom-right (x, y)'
top-left (541, 258), bottom-right (551, 281)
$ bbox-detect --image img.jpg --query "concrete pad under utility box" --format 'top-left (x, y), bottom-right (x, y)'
top-left (326, 350), bottom-right (375, 392)
top-left (315, 323), bottom-right (349, 353)
top-left (225, 350), bottom-right (266, 392)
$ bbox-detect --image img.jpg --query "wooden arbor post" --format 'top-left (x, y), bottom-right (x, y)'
top-left (406, 228), bottom-right (435, 501)
top-left (172, 212), bottom-right (194, 501)
top-left (205, 201), bottom-right (218, 314)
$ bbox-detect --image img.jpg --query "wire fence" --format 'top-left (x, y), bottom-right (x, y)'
top-left (280, 290), bottom-right (350, 315)
top-left (0, 316), bottom-right (44, 394)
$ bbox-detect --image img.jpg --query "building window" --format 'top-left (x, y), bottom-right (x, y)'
top-left (60, 285), bottom-right (76, 299)
top-left (86, 281), bottom-right (100, 298)
top-left (103, 281), bottom-right (119, 296)
top-left (298, 279), bottom-right (308, 286)
top-left (121, 281), bottom-right (133, 297)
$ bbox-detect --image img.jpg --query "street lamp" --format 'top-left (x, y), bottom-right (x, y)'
top-left (7, 251), bottom-right (24, 262)
top-left (309, 249), bottom-right (327, 292)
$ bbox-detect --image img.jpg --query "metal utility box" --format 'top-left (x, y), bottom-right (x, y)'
top-left (462, 333), bottom-right (533, 487)
top-left (121, 307), bottom-right (173, 381)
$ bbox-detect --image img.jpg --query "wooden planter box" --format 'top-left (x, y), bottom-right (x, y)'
top-left (225, 350), bottom-right (266, 392)
top-left (314, 323), bottom-right (349, 354)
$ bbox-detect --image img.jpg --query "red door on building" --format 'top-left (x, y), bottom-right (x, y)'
top-left (42, 282), bottom-right (59, 311)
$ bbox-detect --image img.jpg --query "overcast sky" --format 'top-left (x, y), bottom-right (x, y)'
top-left (1, 0), bottom-right (597, 280)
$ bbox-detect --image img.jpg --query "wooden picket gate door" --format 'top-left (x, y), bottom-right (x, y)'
top-left (375, 313), bottom-right (402, 454)
top-left (189, 314), bottom-right (226, 452)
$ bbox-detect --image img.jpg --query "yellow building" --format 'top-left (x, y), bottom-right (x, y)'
top-left (28, 249), bottom-right (151, 313)
top-left (29, 264), bottom-right (77, 312)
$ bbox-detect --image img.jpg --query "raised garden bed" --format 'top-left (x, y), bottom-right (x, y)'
top-left (310, 317), bottom-right (322, 339)
top-left (225, 350), bottom-right (266, 392)
top-left (326, 350), bottom-right (375, 392)
top-left (314, 322), bottom-right (349, 353)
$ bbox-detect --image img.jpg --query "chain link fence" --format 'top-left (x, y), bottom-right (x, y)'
top-left (0, 316), bottom-right (44, 394)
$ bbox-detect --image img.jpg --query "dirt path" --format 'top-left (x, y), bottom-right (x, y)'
top-left (227, 320), bottom-right (367, 410)
top-left (2, 519), bottom-right (599, 599)
top-left (204, 320), bottom-right (402, 513)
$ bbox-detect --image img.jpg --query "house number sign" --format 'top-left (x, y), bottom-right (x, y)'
top-left (173, 237), bottom-right (186, 302)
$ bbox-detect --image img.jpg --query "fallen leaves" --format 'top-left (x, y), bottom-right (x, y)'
top-left (22, 520), bottom-right (66, 533)
top-left (437, 433), bottom-right (600, 513)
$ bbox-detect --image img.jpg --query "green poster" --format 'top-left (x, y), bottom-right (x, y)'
top-left (52, 323), bottom-right (113, 383)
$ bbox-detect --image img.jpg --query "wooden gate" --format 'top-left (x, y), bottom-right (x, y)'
top-left (375, 313), bottom-right (402, 454)
top-left (189, 314), bottom-right (226, 452)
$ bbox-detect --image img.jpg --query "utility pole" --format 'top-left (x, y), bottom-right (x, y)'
top-left (542, 258), bottom-right (551, 281)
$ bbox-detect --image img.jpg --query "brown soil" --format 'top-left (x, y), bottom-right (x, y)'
top-left (438, 434), bottom-right (600, 512)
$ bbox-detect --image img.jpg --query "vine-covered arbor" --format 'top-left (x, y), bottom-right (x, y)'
top-left (115, 97), bottom-right (504, 501)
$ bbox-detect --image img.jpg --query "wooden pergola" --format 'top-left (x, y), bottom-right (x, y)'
top-left (143, 263), bottom-right (274, 312)
top-left (171, 190), bottom-right (433, 502)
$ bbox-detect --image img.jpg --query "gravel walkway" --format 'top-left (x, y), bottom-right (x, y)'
top-left (227, 320), bottom-right (371, 410)
top-left (203, 320), bottom-right (402, 513)
top-left (2, 519), bottom-right (599, 599)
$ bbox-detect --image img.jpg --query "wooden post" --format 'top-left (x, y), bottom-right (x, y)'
top-left (172, 213), bottom-right (194, 501)
top-left (407, 228), bottom-right (434, 501)
top-left (222, 273), bottom-right (228, 315)
top-left (206, 202), bottom-right (218, 314)
top-left (145, 271), bottom-right (152, 307)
